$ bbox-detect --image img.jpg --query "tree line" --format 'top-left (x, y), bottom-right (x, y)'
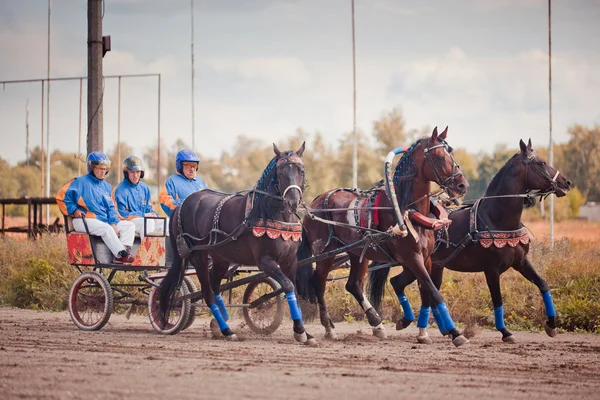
top-left (0, 108), bottom-right (596, 220)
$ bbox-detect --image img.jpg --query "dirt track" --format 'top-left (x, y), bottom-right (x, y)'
top-left (1, 308), bottom-right (599, 400)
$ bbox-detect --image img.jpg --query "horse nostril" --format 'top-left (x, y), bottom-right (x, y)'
top-left (567, 180), bottom-right (572, 188)
top-left (457, 183), bottom-right (466, 191)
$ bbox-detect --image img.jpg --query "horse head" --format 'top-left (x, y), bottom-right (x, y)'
top-left (273, 142), bottom-right (306, 214)
top-left (518, 139), bottom-right (571, 197)
top-left (419, 126), bottom-right (469, 198)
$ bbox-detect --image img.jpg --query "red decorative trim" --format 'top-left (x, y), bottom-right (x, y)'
top-left (252, 219), bottom-right (302, 241)
top-left (478, 229), bottom-right (530, 248)
top-left (373, 191), bottom-right (384, 226)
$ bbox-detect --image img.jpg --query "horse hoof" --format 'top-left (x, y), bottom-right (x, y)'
top-left (305, 337), bottom-right (319, 347)
top-left (452, 335), bottom-right (470, 347)
top-left (225, 334), bottom-right (238, 342)
top-left (416, 335), bottom-right (433, 345)
top-left (396, 318), bottom-right (413, 331)
top-left (373, 325), bottom-right (387, 339)
top-left (294, 331), bottom-right (308, 343)
top-left (502, 335), bottom-right (517, 344)
top-left (209, 319), bottom-right (221, 337)
top-left (324, 331), bottom-right (338, 341)
top-left (545, 322), bottom-right (557, 338)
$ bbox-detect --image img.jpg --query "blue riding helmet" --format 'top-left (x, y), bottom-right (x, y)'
top-left (176, 149), bottom-right (200, 173)
top-left (122, 156), bottom-right (145, 180)
top-left (87, 152), bottom-right (111, 175)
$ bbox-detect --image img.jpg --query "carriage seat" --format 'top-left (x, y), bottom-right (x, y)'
top-left (64, 215), bottom-right (167, 265)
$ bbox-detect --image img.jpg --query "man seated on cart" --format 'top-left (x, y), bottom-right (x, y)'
top-left (56, 152), bottom-right (136, 264)
top-left (113, 155), bottom-right (164, 239)
top-left (159, 149), bottom-right (209, 217)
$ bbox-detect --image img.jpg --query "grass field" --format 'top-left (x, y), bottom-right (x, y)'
top-left (1, 218), bottom-right (599, 333)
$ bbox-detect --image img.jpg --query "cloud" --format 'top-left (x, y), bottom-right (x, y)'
top-left (204, 57), bottom-right (311, 89)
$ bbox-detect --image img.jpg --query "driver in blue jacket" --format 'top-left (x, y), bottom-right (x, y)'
top-left (113, 156), bottom-right (163, 239)
top-left (159, 149), bottom-right (208, 217)
top-left (56, 152), bottom-right (136, 264)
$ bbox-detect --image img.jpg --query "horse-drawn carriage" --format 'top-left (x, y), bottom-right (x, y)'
top-left (64, 215), bottom-right (285, 335)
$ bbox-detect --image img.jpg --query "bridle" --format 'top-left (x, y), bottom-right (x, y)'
top-left (276, 153), bottom-right (305, 201)
top-left (422, 138), bottom-right (463, 191)
top-left (521, 150), bottom-right (561, 196)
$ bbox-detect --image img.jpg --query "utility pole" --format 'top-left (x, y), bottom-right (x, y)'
top-left (25, 101), bottom-right (30, 166)
top-left (548, 0), bottom-right (555, 248)
top-left (88, 0), bottom-right (104, 153)
top-left (351, 0), bottom-right (358, 189)
top-left (191, 0), bottom-right (196, 152)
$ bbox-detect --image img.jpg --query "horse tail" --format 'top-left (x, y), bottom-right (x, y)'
top-left (367, 262), bottom-right (391, 313)
top-left (158, 211), bottom-right (186, 325)
top-left (295, 227), bottom-right (316, 303)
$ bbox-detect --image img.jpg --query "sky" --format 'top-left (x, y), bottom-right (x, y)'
top-left (1, 0), bottom-right (599, 167)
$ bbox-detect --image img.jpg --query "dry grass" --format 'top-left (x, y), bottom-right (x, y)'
top-left (1, 220), bottom-right (599, 332)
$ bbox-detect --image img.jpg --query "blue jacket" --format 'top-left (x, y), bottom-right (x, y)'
top-left (113, 179), bottom-right (157, 220)
top-left (56, 174), bottom-right (119, 225)
top-left (159, 173), bottom-right (208, 216)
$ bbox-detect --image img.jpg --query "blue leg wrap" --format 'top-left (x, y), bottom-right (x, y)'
top-left (417, 306), bottom-right (431, 328)
top-left (286, 292), bottom-right (303, 321)
top-left (209, 304), bottom-right (230, 331)
top-left (431, 306), bottom-right (446, 332)
top-left (215, 294), bottom-right (230, 321)
top-left (542, 291), bottom-right (557, 318)
top-left (434, 302), bottom-right (456, 332)
top-left (494, 306), bottom-right (506, 330)
top-left (398, 294), bottom-right (415, 321)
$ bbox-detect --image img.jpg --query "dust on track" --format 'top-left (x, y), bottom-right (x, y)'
top-left (1, 308), bottom-right (599, 400)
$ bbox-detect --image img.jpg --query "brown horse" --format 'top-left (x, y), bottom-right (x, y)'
top-left (158, 143), bottom-right (317, 345)
top-left (298, 127), bottom-right (470, 346)
top-left (369, 139), bottom-right (572, 343)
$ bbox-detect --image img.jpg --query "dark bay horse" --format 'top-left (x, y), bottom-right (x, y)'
top-left (158, 143), bottom-right (318, 345)
top-left (369, 139), bottom-right (571, 343)
top-left (298, 127), bottom-right (471, 346)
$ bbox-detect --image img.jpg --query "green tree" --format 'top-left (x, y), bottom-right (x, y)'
top-left (563, 124), bottom-right (600, 201)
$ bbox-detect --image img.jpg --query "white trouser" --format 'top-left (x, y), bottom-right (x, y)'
top-left (130, 217), bottom-right (164, 239)
top-left (72, 218), bottom-right (136, 257)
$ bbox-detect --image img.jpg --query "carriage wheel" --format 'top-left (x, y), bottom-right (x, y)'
top-left (182, 277), bottom-right (198, 330)
top-left (242, 277), bottom-right (284, 335)
top-left (147, 279), bottom-right (191, 335)
top-left (69, 271), bottom-right (113, 331)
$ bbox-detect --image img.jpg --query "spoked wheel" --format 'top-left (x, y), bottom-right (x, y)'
top-left (182, 277), bottom-right (198, 330)
top-left (242, 277), bottom-right (284, 335)
top-left (69, 271), bottom-right (113, 331)
top-left (148, 279), bottom-right (191, 335)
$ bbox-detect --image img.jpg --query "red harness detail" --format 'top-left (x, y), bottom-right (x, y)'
top-left (252, 219), bottom-right (302, 241)
top-left (373, 191), bottom-right (384, 226)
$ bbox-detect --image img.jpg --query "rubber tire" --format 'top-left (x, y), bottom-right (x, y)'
top-left (242, 277), bottom-right (284, 335)
top-left (148, 278), bottom-right (192, 335)
top-left (182, 277), bottom-right (198, 331)
top-left (69, 271), bottom-right (113, 331)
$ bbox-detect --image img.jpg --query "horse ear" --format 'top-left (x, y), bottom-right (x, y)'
top-left (296, 141), bottom-right (306, 157)
top-left (527, 138), bottom-right (532, 149)
top-left (439, 126), bottom-right (448, 140)
top-left (519, 139), bottom-right (528, 154)
top-left (273, 143), bottom-right (281, 158)
top-left (431, 126), bottom-right (439, 141)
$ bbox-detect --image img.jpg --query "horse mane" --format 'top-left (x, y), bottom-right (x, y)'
top-left (247, 153), bottom-right (286, 223)
top-left (484, 153), bottom-right (519, 196)
top-left (393, 138), bottom-right (426, 210)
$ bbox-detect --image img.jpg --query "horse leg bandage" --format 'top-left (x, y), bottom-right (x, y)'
top-left (398, 294), bottom-right (415, 321)
top-left (417, 306), bottom-right (431, 329)
top-left (215, 294), bottom-right (230, 321)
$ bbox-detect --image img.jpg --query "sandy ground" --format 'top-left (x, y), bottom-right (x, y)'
top-left (1, 308), bottom-right (599, 400)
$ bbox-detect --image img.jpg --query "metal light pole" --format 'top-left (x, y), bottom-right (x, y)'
top-left (351, 0), bottom-right (358, 189)
top-left (46, 0), bottom-right (51, 223)
top-left (548, 0), bottom-right (555, 248)
top-left (191, 0), bottom-right (196, 152)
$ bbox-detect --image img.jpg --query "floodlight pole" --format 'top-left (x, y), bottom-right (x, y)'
top-left (351, 0), bottom-right (358, 189)
top-left (548, 0), bottom-right (555, 248)
top-left (191, 0), bottom-right (196, 152)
